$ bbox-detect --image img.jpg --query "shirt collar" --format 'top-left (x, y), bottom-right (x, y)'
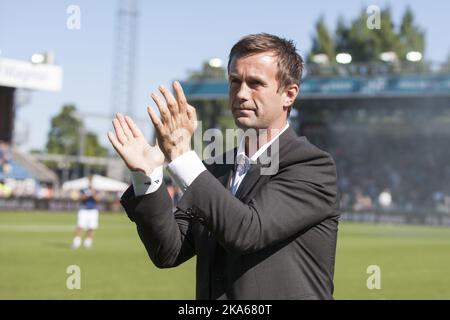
top-left (236, 122), bottom-right (290, 165)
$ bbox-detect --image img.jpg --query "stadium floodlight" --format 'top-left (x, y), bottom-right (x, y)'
top-left (209, 58), bottom-right (223, 68)
top-left (406, 51), bottom-right (422, 62)
top-left (336, 53), bottom-right (352, 64)
top-left (31, 53), bottom-right (46, 64)
top-left (311, 53), bottom-right (329, 64)
top-left (30, 51), bottom-right (55, 65)
top-left (380, 51), bottom-right (398, 63)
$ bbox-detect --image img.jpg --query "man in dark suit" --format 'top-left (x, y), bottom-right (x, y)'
top-left (108, 33), bottom-right (339, 299)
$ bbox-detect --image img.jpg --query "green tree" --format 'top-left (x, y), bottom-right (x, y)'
top-left (308, 16), bottom-right (335, 63)
top-left (400, 6), bottom-right (425, 59)
top-left (46, 105), bottom-right (81, 155)
top-left (308, 6), bottom-right (427, 75)
top-left (335, 17), bottom-right (351, 54)
top-left (345, 8), bottom-right (382, 62)
top-left (46, 105), bottom-right (107, 157)
top-left (335, 7), bottom-right (418, 63)
top-left (84, 132), bottom-right (108, 157)
top-left (374, 7), bottom-right (404, 59)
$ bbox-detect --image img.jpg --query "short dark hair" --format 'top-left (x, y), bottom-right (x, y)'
top-left (228, 33), bottom-right (304, 92)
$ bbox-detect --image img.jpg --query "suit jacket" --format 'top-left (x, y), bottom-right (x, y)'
top-left (121, 127), bottom-right (340, 300)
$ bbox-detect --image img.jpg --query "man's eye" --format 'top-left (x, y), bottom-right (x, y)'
top-left (249, 81), bottom-right (262, 87)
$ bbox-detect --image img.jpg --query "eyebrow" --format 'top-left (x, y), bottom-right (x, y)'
top-left (229, 73), bottom-right (267, 84)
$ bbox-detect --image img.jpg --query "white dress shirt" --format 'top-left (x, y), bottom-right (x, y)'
top-left (131, 123), bottom-right (290, 197)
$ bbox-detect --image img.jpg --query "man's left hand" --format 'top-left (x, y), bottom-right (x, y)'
top-left (147, 81), bottom-right (197, 162)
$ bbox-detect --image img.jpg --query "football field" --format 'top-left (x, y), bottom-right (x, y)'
top-left (1, 212), bottom-right (450, 299)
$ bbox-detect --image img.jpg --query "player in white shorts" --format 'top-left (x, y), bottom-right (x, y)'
top-left (72, 176), bottom-right (100, 249)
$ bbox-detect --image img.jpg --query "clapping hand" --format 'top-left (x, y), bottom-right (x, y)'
top-left (147, 81), bottom-right (197, 162)
top-left (108, 113), bottom-right (164, 175)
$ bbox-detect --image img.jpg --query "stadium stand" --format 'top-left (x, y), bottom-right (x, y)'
top-left (0, 145), bottom-right (58, 198)
top-left (179, 65), bottom-right (450, 225)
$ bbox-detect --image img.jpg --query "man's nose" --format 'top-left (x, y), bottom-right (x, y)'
top-left (236, 82), bottom-right (251, 101)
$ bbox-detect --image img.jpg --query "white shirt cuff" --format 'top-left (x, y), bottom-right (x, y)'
top-left (131, 166), bottom-right (164, 196)
top-left (167, 151), bottom-right (206, 191)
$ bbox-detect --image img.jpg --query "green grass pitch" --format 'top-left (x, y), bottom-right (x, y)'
top-left (1, 212), bottom-right (450, 299)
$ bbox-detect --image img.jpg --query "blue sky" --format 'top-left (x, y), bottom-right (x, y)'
top-left (1, 0), bottom-right (449, 152)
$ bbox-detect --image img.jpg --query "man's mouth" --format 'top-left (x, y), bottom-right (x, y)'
top-left (234, 108), bottom-right (255, 115)
top-left (233, 106), bottom-right (255, 112)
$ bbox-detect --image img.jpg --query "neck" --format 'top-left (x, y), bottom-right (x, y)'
top-left (244, 122), bottom-right (287, 157)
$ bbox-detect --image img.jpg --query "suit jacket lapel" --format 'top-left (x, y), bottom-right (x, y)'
top-left (209, 147), bottom-right (236, 189)
top-left (234, 163), bottom-right (261, 200)
top-left (217, 166), bottom-right (234, 189)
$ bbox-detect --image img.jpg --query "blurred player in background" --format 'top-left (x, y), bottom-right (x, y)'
top-left (164, 176), bottom-right (182, 210)
top-left (72, 176), bottom-right (100, 249)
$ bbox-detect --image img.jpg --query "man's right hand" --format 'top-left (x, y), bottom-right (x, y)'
top-left (108, 113), bottom-right (164, 176)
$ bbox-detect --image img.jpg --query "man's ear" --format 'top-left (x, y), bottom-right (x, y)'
top-left (283, 83), bottom-right (299, 107)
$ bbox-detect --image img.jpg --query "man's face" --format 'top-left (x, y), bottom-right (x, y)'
top-left (228, 52), bottom-right (295, 131)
